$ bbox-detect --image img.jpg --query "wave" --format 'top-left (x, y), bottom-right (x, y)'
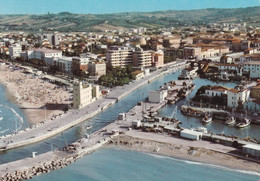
top-left (0, 117), bottom-right (3, 121)
top-left (147, 153), bottom-right (260, 177)
top-left (0, 128), bottom-right (9, 134)
top-left (0, 104), bottom-right (24, 131)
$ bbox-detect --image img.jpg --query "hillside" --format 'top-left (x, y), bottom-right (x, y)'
top-left (0, 6), bottom-right (259, 32)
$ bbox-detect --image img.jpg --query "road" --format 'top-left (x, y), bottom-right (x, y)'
top-left (0, 60), bottom-right (187, 151)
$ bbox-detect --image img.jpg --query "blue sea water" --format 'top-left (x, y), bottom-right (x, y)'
top-left (0, 84), bottom-right (30, 136)
top-left (32, 148), bottom-right (260, 181)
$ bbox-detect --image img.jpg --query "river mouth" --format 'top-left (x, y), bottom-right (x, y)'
top-left (0, 69), bottom-right (259, 164)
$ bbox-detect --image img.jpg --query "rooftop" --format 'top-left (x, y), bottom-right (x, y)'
top-left (34, 48), bottom-right (62, 54)
top-left (208, 85), bottom-right (229, 92)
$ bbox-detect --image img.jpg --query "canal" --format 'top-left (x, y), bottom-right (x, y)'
top-left (1, 69), bottom-right (260, 164)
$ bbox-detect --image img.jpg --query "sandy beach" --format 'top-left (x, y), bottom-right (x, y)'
top-left (106, 134), bottom-right (260, 173)
top-left (0, 63), bottom-right (72, 124)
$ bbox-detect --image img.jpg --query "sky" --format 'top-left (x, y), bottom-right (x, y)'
top-left (0, 0), bottom-right (259, 14)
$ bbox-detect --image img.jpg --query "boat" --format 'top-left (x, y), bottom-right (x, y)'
top-left (191, 127), bottom-right (208, 133)
top-left (236, 118), bottom-right (251, 128)
top-left (85, 125), bottom-right (92, 130)
top-left (201, 114), bottom-right (212, 123)
top-left (225, 116), bottom-right (236, 126)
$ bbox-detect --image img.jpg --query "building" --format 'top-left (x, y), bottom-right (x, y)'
top-left (148, 90), bottom-right (167, 103)
top-left (133, 47), bottom-right (152, 68)
top-left (183, 47), bottom-right (202, 59)
top-left (240, 54), bottom-right (260, 62)
top-left (53, 56), bottom-right (73, 74)
top-left (106, 46), bottom-right (133, 68)
top-left (133, 70), bottom-right (144, 80)
top-left (242, 61), bottom-right (260, 79)
top-left (27, 48), bottom-right (62, 65)
top-left (217, 64), bottom-right (243, 79)
top-left (205, 85), bottom-right (229, 97)
top-left (251, 85), bottom-right (260, 99)
top-left (163, 36), bottom-right (181, 48)
top-left (227, 88), bottom-right (250, 108)
top-left (73, 82), bottom-right (100, 109)
top-left (106, 46), bottom-right (154, 69)
top-left (9, 44), bottom-right (22, 58)
top-left (72, 57), bottom-right (89, 75)
top-left (152, 50), bottom-right (164, 67)
top-left (242, 144), bottom-right (260, 158)
top-left (88, 61), bottom-right (106, 77)
top-left (180, 129), bottom-right (203, 141)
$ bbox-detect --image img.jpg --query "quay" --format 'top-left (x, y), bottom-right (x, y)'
top-left (0, 60), bottom-right (187, 151)
top-left (1, 94), bottom-right (260, 180)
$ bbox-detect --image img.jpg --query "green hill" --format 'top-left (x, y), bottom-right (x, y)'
top-left (0, 6), bottom-right (259, 32)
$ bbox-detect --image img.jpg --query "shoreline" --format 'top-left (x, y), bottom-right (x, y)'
top-left (0, 64), bottom-right (72, 125)
top-left (105, 135), bottom-right (260, 174)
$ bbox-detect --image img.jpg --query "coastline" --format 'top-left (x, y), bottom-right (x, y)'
top-left (0, 64), bottom-right (72, 125)
top-left (105, 135), bottom-right (260, 174)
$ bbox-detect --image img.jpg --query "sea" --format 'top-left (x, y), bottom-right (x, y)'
top-left (0, 84), bottom-right (30, 136)
top-left (32, 148), bottom-right (260, 181)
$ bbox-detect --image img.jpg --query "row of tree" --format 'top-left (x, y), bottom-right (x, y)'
top-left (98, 65), bottom-right (136, 87)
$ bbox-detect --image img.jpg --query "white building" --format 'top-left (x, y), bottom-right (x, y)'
top-left (53, 56), bottom-right (73, 74)
top-left (27, 48), bottom-right (62, 65)
top-left (133, 47), bottom-right (152, 68)
top-left (73, 82), bottom-right (100, 109)
top-left (9, 44), bottom-right (22, 58)
top-left (242, 61), bottom-right (260, 78)
top-left (242, 144), bottom-right (260, 158)
top-left (227, 88), bottom-right (250, 108)
top-left (106, 46), bottom-right (134, 68)
top-left (205, 85), bottom-right (229, 97)
top-left (148, 90), bottom-right (167, 103)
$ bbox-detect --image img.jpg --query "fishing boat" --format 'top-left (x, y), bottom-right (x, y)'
top-left (225, 116), bottom-right (236, 126)
top-left (201, 114), bottom-right (212, 123)
top-left (236, 118), bottom-right (251, 128)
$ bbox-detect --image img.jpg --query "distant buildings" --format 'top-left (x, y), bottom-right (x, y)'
top-left (73, 82), bottom-right (100, 109)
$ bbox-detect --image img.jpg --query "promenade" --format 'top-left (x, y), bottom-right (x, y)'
top-left (0, 60), bottom-right (186, 151)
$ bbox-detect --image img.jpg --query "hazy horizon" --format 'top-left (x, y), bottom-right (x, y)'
top-left (0, 0), bottom-right (259, 15)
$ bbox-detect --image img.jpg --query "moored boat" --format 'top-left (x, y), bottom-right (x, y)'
top-left (201, 114), bottom-right (212, 123)
top-left (236, 118), bottom-right (251, 128)
top-left (225, 116), bottom-right (236, 126)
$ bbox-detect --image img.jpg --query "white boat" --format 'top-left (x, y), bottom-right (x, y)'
top-left (236, 118), bottom-right (251, 128)
top-left (85, 125), bottom-right (92, 130)
top-left (191, 127), bottom-right (208, 133)
top-left (201, 115), bottom-right (212, 123)
top-left (225, 117), bottom-right (236, 126)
